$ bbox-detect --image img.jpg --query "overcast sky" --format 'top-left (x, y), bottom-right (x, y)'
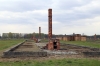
top-left (0, 0), bottom-right (100, 35)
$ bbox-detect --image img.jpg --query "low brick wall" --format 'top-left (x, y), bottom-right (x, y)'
top-left (4, 41), bottom-right (25, 52)
top-left (3, 40), bottom-right (47, 58)
top-left (61, 43), bottom-right (100, 51)
top-left (83, 52), bottom-right (100, 57)
top-left (3, 51), bottom-right (47, 57)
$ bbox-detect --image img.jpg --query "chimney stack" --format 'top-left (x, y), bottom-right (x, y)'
top-left (48, 9), bottom-right (52, 39)
top-left (39, 27), bottom-right (41, 39)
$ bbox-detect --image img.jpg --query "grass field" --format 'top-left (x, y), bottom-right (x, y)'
top-left (61, 40), bottom-right (100, 48)
top-left (0, 39), bottom-right (24, 51)
top-left (0, 58), bottom-right (100, 66)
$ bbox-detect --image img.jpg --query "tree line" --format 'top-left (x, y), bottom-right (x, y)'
top-left (1, 32), bottom-right (100, 40)
top-left (1, 32), bottom-right (56, 39)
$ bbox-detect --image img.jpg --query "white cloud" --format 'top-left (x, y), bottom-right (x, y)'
top-left (73, 0), bottom-right (100, 12)
top-left (0, 10), bottom-right (47, 18)
top-left (58, 16), bottom-right (100, 35)
top-left (0, 24), bottom-right (32, 33)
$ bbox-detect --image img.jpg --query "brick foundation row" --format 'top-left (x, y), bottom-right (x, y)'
top-left (3, 40), bottom-right (47, 57)
top-left (83, 52), bottom-right (100, 57)
top-left (61, 44), bottom-right (100, 51)
top-left (3, 51), bottom-right (47, 57)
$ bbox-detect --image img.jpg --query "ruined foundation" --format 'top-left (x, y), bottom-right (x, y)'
top-left (35, 42), bottom-right (100, 57)
top-left (60, 44), bottom-right (100, 57)
top-left (3, 40), bottom-right (47, 58)
top-left (3, 40), bottom-right (100, 58)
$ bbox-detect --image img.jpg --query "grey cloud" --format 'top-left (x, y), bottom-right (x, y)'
top-left (0, 18), bottom-right (29, 24)
top-left (52, 0), bottom-right (92, 10)
top-left (88, 8), bottom-right (100, 15)
top-left (0, 0), bottom-right (52, 12)
top-left (51, 0), bottom-right (100, 24)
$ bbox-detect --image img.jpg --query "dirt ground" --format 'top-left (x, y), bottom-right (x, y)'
top-left (0, 49), bottom-right (100, 62)
top-left (14, 42), bottom-right (40, 52)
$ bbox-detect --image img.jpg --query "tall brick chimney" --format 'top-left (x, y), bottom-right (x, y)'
top-left (94, 34), bottom-right (96, 41)
top-left (47, 9), bottom-right (60, 50)
top-left (39, 27), bottom-right (41, 39)
top-left (48, 9), bottom-right (52, 39)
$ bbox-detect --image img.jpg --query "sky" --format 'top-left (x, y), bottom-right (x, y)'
top-left (0, 0), bottom-right (100, 36)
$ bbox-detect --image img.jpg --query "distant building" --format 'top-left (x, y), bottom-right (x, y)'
top-left (56, 33), bottom-right (86, 41)
top-left (81, 36), bottom-right (87, 41)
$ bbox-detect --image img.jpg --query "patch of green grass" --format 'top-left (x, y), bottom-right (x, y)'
top-left (41, 39), bottom-right (48, 42)
top-left (61, 41), bottom-right (100, 48)
top-left (0, 59), bottom-right (100, 66)
top-left (0, 39), bottom-right (24, 51)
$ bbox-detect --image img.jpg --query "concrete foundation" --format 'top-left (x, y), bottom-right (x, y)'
top-left (60, 44), bottom-right (100, 57)
top-left (3, 40), bottom-right (47, 58)
top-left (3, 40), bottom-right (100, 57)
top-left (83, 51), bottom-right (100, 57)
top-left (3, 51), bottom-right (47, 57)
